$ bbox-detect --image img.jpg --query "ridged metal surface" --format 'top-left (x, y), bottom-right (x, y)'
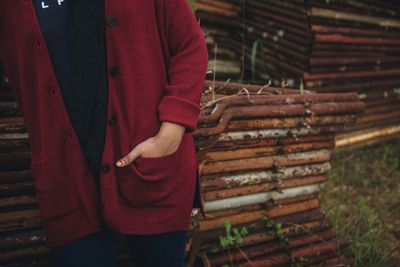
top-left (188, 81), bottom-right (362, 266)
top-left (196, 0), bottom-right (400, 148)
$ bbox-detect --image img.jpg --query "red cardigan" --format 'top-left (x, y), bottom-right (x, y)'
top-left (0, 0), bottom-right (208, 247)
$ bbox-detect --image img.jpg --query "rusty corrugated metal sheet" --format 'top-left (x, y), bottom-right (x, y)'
top-left (186, 81), bottom-right (363, 266)
top-left (196, 0), bottom-right (400, 148)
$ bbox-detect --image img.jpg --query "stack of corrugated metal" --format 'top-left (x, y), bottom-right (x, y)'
top-left (306, 0), bottom-right (400, 148)
top-left (188, 80), bottom-right (364, 266)
top-left (0, 70), bottom-right (49, 266)
top-left (196, 0), bottom-right (243, 81)
top-left (195, 0), bottom-right (400, 148)
top-left (0, 78), bottom-right (364, 266)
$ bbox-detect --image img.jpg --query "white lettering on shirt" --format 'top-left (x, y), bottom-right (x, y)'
top-left (41, 2), bottom-right (49, 9)
top-left (40, 0), bottom-right (66, 9)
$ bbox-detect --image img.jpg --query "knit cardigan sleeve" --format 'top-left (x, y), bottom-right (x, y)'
top-left (157, 0), bottom-right (208, 133)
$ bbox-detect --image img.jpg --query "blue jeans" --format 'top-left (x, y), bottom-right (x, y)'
top-left (51, 226), bottom-right (187, 267)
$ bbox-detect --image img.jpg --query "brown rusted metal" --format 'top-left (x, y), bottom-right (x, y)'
top-left (197, 198), bottom-right (321, 232)
top-left (203, 175), bottom-right (326, 200)
top-left (0, 230), bottom-right (45, 251)
top-left (210, 230), bottom-right (337, 266)
top-left (204, 142), bottom-right (334, 162)
top-left (235, 239), bottom-right (348, 267)
top-left (197, 0), bottom-right (400, 150)
top-left (201, 149), bottom-right (332, 175)
top-left (0, 246), bottom-right (50, 263)
top-left (188, 79), bottom-right (361, 265)
top-left (199, 208), bottom-right (327, 243)
top-left (205, 219), bottom-right (332, 251)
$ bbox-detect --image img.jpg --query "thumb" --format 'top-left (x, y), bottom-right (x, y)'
top-left (116, 145), bottom-right (142, 167)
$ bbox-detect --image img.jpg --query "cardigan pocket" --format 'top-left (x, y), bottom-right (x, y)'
top-left (36, 183), bottom-right (79, 220)
top-left (117, 155), bottom-right (179, 207)
top-left (133, 146), bottom-right (180, 182)
top-left (31, 159), bottom-right (79, 220)
top-left (116, 134), bottom-right (187, 207)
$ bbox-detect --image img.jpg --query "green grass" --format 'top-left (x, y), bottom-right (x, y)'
top-left (188, 0), bottom-right (197, 12)
top-left (321, 136), bottom-right (400, 267)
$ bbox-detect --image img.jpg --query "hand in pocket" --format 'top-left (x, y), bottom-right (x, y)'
top-left (115, 121), bottom-right (185, 167)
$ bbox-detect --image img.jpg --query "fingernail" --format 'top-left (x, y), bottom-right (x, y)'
top-left (116, 159), bottom-right (124, 167)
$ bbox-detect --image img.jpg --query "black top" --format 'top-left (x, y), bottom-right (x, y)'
top-left (33, 0), bottom-right (108, 178)
top-left (33, 0), bottom-right (70, 103)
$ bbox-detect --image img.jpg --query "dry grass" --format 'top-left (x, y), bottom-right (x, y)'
top-left (321, 136), bottom-right (400, 267)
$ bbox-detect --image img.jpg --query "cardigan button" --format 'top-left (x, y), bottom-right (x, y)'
top-left (107, 115), bottom-right (117, 126)
top-left (83, 169), bottom-right (91, 179)
top-left (66, 129), bottom-right (74, 139)
top-left (109, 66), bottom-right (119, 77)
top-left (49, 86), bottom-right (57, 96)
top-left (106, 15), bottom-right (117, 26)
top-left (100, 163), bottom-right (111, 173)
